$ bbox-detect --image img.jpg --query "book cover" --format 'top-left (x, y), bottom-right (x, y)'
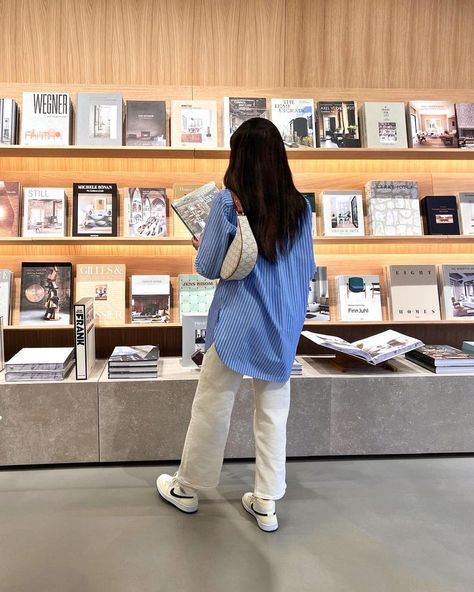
top-left (365, 180), bottom-right (421, 236)
top-left (21, 92), bottom-right (71, 145)
top-left (320, 190), bottom-right (365, 236)
top-left (406, 345), bottom-right (474, 366)
top-left (5, 366), bottom-right (74, 382)
top-left (454, 103), bottom-right (474, 148)
top-left (182, 312), bottom-right (207, 367)
top-left (0, 269), bottom-right (13, 326)
top-left (75, 263), bottom-right (126, 326)
top-left (270, 99), bottom-right (315, 148)
top-left (131, 275), bottom-right (170, 323)
top-left (421, 195), bottom-right (460, 235)
top-left (336, 275), bottom-right (382, 321)
top-left (407, 101), bottom-right (458, 148)
top-left (109, 345), bottom-right (159, 364)
top-left (0, 316), bottom-right (3, 371)
top-left (439, 264), bottom-right (474, 320)
top-left (462, 341), bottom-right (474, 354)
top-left (223, 97), bottom-right (267, 147)
top-left (317, 101), bottom-right (361, 148)
top-left (458, 192), bottom-right (474, 235)
top-left (301, 329), bottom-right (423, 365)
top-left (20, 263), bottom-right (72, 325)
top-left (387, 265), bottom-right (440, 321)
top-left (301, 192), bottom-right (317, 238)
top-left (403, 358), bottom-right (474, 374)
top-left (124, 187), bottom-right (167, 237)
top-left (360, 102), bottom-right (408, 148)
top-left (22, 187), bottom-right (66, 237)
top-left (171, 182), bottom-right (220, 239)
top-left (171, 100), bottom-right (217, 147)
top-left (179, 274), bottom-right (216, 321)
top-left (0, 181), bottom-right (21, 237)
top-left (126, 100), bottom-right (166, 146)
top-left (72, 183), bottom-right (118, 237)
top-left (76, 93), bottom-right (123, 146)
top-left (74, 297), bottom-right (96, 380)
top-left (306, 267), bottom-right (330, 321)
top-left (0, 98), bottom-right (18, 144)
top-left (6, 346), bottom-right (74, 371)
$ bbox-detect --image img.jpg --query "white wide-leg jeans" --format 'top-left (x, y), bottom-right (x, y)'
top-left (177, 345), bottom-right (291, 500)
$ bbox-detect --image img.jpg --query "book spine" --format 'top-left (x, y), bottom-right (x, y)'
top-left (74, 302), bottom-right (88, 379)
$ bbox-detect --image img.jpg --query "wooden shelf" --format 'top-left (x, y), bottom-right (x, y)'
top-left (0, 236), bottom-right (192, 246)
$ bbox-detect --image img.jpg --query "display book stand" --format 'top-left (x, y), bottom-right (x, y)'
top-left (2, 82), bottom-right (474, 363)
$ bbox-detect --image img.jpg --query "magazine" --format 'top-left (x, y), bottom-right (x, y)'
top-left (301, 330), bottom-right (424, 365)
top-left (171, 182), bottom-right (220, 240)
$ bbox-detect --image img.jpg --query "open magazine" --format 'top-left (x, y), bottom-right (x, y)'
top-left (171, 181), bottom-right (220, 240)
top-left (301, 329), bottom-right (424, 365)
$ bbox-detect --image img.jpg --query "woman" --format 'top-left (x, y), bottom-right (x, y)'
top-left (157, 117), bottom-right (316, 532)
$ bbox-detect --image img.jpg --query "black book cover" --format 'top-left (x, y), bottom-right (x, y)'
top-left (317, 101), bottom-right (361, 148)
top-left (126, 101), bottom-right (167, 146)
top-left (406, 345), bottom-right (474, 366)
top-left (421, 195), bottom-right (460, 235)
top-left (73, 183), bottom-right (118, 237)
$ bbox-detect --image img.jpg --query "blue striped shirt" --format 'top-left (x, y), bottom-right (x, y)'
top-left (195, 189), bottom-right (316, 383)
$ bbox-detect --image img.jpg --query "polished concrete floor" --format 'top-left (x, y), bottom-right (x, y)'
top-left (1, 457), bottom-right (473, 592)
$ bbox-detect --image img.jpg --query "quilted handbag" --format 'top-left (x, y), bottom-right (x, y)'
top-left (220, 191), bottom-right (258, 280)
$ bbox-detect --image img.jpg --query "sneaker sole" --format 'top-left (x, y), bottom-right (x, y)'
top-left (156, 478), bottom-right (198, 514)
top-left (241, 496), bottom-right (278, 532)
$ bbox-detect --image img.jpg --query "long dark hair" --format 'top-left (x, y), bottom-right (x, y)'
top-left (224, 117), bottom-right (307, 262)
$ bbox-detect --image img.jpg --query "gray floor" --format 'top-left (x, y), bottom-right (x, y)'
top-left (1, 458), bottom-right (473, 592)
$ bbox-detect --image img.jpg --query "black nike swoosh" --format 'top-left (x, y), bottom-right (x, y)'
top-left (170, 487), bottom-right (195, 499)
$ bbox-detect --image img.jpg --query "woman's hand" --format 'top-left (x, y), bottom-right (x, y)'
top-left (191, 237), bottom-right (200, 250)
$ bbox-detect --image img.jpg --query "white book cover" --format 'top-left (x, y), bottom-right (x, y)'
top-left (270, 99), bottom-right (315, 148)
top-left (131, 275), bottom-right (170, 323)
top-left (387, 265), bottom-right (440, 320)
top-left (76, 93), bottom-right (123, 146)
top-left (0, 269), bottom-right (13, 326)
top-left (6, 346), bottom-right (74, 370)
top-left (74, 297), bottom-right (96, 380)
top-left (182, 313), bottom-right (207, 367)
top-left (0, 98), bottom-right (18, 144)
top-left (336, 275), bottom-right (382, 321)
top-left (361, 102), bottom-right (408, 148)
top-left (306, 267), bottom-right (330, 321)
top-left (367, 198), bottom-right (422, 236)
top-left (21, 92), bottom-right (71, 145)
top-left (458, 192), bottom-right (474, 235)
top-left (124, 187), bottom-right (167, 237)
top-left (439, 264), bottom-right (474, 320)
top-left (171, 100), bottom-right (217, 147)
top-left (223, 97), bottom-right (267, 147)
top-left (407, 101), bottom-right (458, 148)
top-left (320, 190), bottom-right (365, 236)
top-left (179, 274), bottom-right (216, 321)
top-left (22, 187), bottom-right (66, 237)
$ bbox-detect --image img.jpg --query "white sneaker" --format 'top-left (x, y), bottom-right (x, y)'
top-left (242, 492), bottom-right (278, 532)
top-left (156, 473), bottom-right (199, 513)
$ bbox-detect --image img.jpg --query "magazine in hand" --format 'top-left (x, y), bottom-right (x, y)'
top-left (301, 329), bottom-right (424, 365)
top-left (171, 182), bottom-right (220, 240)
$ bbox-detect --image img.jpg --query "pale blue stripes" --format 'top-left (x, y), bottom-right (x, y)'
top-left (195, 189), bottom-right (316, 382)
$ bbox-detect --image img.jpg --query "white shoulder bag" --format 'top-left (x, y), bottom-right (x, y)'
top-left (220, 191), bottom-right (258, 281)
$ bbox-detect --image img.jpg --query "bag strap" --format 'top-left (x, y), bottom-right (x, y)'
top-left (230, 190), bottom-right (245, 216)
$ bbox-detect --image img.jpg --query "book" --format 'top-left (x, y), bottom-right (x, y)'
top-left (301, 192), bottom-right (317, 238)
top-left (179, 274), bottom-right (216, 321)
top-left (171, 100), bottom-right (217, 147)
top-left (301, 329), bottom-right (423, 365)
top-left (317, 101), bottom-right (361, 148)
top-left (74, 297), bottom-right (96, 380)
top-left (291, 359), bottom-right (302, 376)
top-left (386, 265), bottom-right (440, 321)
top-left (438, 264), bottom-right (474, 319)
top-left (0, 316), bottom-right (4, 371)
top-left (20, 263), bottom-right (72, 325)
top-left (336, 275), bottom-right (382, 321)
top-left (72, 183), bottom-right (118, 237)
top-left (0, 181), bottom-right (21, 236)
top-left (420, 195), bottom-right (460, 235)
top-left (22, 187), bottom-right (66, 237)
top-left (131, 275), bottom-right (170, 323)
top-left (270, 99), bottom-right (315, 148)
top-left (454, 103), bottom-right (474, 148)
top-left (403, 359), bottom-right (474, 374)
top-left (75, 263), bottom-right (126, 326)
top-left (109, 345), bottom-right (159, 366)
top-left (171, 181), bottom-right (220, 239)
top-left (182, 313), bottom-right (207, 367)
top-left (76, 93), bottom-right (123, 146)
top-left (0, 269), bottom-right (13, 326)
top-left (124, 187), bottom-right (167, 237)
top-left (126, 100), bottom-right (166, 146)
top-left (320, 190), bottom-right (365, 236)
top-left (6, 346), bottom-right (75, 372)
top-left (407, 101), bottom-right (458, 148)
top-left (107, 371), bottom-right (158, 379)
top-left (4, 364), bottom-right (74, 382)
top-left (458, 192), bottom-right (474, 235)
top-left (462, 341), bottom-right (474, 354)
top-left (406, 345), bottom-right (474, 366)
top-left (223, 97), bottom-right (267, 147)
top-left (360, 102), bottom-right (408, 148)
top-left (0, 98), bottom-right (18, 144)
top-left (306, 267), bottom-right (330, 321)
top-left (21, 92), bottom-right (71, 145)
top-left (365, 180), bottom-right (422, 236)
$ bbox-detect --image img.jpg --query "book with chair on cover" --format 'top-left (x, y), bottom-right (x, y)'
top-left (336, 274), bottom-right (382, 321)
top-left (301, 330), bottom-right (423, 365)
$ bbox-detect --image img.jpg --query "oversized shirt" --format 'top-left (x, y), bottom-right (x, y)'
top-left (195, 189), bottom-right (316, 383)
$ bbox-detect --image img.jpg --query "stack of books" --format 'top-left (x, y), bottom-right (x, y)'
top-left (108, 345), bottom-right (159, 379)
top-left (291, 360), bottom-right (303, 376)
top-left (405, 345), bottom-right (474, 374)
top-left (5, 347), bottom-right (75, 382)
